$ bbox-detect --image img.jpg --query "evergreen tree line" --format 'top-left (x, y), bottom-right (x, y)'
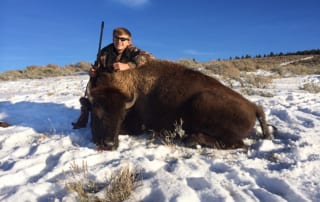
top-left (228, 49), bottom-right (320, 60)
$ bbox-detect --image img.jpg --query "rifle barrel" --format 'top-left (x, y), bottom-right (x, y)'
top-left (98, 21), bottom-right (104, 55)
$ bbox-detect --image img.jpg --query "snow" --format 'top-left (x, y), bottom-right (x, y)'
top-left (0, 73), bottom-right (319, 202)
top-left (279, 56), bottom-right (314, 66)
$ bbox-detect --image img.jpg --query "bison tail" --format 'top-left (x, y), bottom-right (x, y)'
top-left (256, 105), bottom-right (272, 139)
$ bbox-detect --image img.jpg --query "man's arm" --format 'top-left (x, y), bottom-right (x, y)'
top-left (113, 51), bottom-right (154, 71)
top-left (134, 52), bottom-right (154, 67)
top-left (126, 47), bottom-right (154, 69)
top-left (113, 62), bottom-right (131, 71)
top-left (110, 45), bottom-right (154, 72)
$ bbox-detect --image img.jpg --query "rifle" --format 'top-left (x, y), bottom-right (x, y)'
top-left (73, 21), bottom-right (105, 128)
top-left (94, 20), bottom-right (105, 69)
top-left (86, 21), bottom-right (104, 94)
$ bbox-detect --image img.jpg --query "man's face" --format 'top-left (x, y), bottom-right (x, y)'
top-left (113, 34), bottom-right (131, 53)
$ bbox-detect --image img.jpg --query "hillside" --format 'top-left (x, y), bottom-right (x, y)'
top-left (1, 54), bottom-right (320, 81)
top-left (181, 54), bottom-right (320, 76)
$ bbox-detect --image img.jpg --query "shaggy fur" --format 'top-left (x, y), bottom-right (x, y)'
top-left (89, 60), bottom-right (271, 150)
top-left (0, 121), bottom-right (10, 128)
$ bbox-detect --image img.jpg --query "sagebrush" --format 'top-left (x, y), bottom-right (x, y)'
top-left (62, 161), bottom-right (141, 202)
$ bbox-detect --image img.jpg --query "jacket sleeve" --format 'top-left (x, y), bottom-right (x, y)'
top-left (95, 44), bottom-right (113, 69)
top-left (127, 46), bottom-right (154, 68)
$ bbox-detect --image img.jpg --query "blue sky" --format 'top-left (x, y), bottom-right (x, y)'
top-left (1, 0), bottom-right (320, 72)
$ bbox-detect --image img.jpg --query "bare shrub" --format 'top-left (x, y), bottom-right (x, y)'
top-left (104, 166), bottom-right (141, 202)
top-left (76, 61), bottom-right (92, 71)
top-left (270, 66), bottom-right (286, 76)
top-left (204, 61), bottom-right (241, 80)
top-left (22, 64), bottom-right (71, 79)
top-left (63, 161), bottom-right (98, 201)
top-left (26, 65), bottom-right (39, 71)
top-left (1, 61), bottom-right (91, 81)
top-left (0, 70), bottom-right (23, 81)
top-left (177, 58), bottom-right (200, 69)
top-left (285, 64), bottom-right (315, 75)
top-left (152, 119), bottom-right (186, 146)
top-left (240, 88), bottom-right (274, 97)
top-left (299, 82), bottom-right (320, 93)
top-left (271, 65), bottom-right (312, 77)
top-left (231, 59), bottom-right (257, 72)
top-left (222, 65), bottom-right (241, 80)
top-left (62, 161), bottom-right (140, 202)
top-left (240, 74), bottom-right (273, 88)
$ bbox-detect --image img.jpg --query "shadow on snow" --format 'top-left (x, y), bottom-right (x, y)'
top-left (1, 101), bottom-right (81, 134)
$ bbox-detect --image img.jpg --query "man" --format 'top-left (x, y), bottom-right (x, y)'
top-left (72, 27), bottom-right (154, 129)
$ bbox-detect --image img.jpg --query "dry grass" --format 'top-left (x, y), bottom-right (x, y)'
top-left (0, 62), bottom-right (91, 81)
top-left (177, 55), bottom-right (320, 96)
top-left (0, 70), bottom-right (23, 81)
top-left (2, 55), bottom-right (319, 81)
top-left (103, 166), bottom-right (141, 202)
top-left (240, 88), bottom-right (274, 97)
top-left (240, 74), bottom-right (274, 88)
top-left (149, 119), bottom-right (186, 146)
top-left (177, 58), bottom-right (201, 69)
top-left (206, 61), bottom-right (241, 80)
top-left (63, 161), bottom-right (96, 201)
top-left (184, 54), bottom-right (320, 78)
top-left (299, 82), bottom-right (320, 93)
top-left (62, 161), bottom-right (141, 202)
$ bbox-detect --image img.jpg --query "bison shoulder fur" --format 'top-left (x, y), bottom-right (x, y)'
top-left (89, 59), bottom-right (271, 150)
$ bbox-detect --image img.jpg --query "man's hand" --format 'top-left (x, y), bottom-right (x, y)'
top-left (113, 62), bottom-right (130, 71)
top-left (89, 66), bottom-right (97, 77)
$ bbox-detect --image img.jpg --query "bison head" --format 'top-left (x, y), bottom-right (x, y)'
top-left (90, 87), bottom-right (136, 150)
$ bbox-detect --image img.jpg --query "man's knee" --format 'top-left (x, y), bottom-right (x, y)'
top-left (79, 97), bottom-right (91, 110)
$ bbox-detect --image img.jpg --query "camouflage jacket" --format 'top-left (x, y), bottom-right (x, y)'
top-left (96, 43), bottom-right (154, 71)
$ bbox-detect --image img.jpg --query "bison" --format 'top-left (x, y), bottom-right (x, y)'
top-left (88, 60), bottom-right (271, 150)
top-left (0, 121), bottom-right (10, 128)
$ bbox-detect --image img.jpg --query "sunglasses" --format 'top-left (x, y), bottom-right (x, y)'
top-left (113, 36), bottom-right (130, 42)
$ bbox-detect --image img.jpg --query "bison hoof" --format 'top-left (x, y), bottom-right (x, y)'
top-left (96, 145), bottom-right (114, 151)
top-left (182, 136), bottom-right (200, 148)
top-left (96, 142), bottom-right (118, 151)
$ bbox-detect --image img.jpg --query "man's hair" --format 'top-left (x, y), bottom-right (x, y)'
top-left (113, 27), bottom-right (132, 38)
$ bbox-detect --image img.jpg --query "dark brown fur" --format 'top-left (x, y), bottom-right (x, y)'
top-left (89, 60), bottom-right (271, 150)
top-left (0, 121), bottom-right (10, 128)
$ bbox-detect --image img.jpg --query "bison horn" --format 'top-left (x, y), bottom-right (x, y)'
top-left (125, 93), bottom-right (137, 109)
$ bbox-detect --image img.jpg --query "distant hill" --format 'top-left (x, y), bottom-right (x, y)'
top-left (180, 54), bottom-right (320, 77)
top-left (0, 62), bottom-right (91, 81)
top-left (1, 50), bottom-right (320, 81)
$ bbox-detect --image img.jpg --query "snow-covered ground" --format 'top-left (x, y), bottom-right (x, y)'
top-left (0, 72), bottom-right (319, 202)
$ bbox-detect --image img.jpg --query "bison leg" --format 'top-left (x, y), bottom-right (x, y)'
top-left (256, 105), bottom-right (272, 139)
top-left (185, 133), bottom-right (245, 149)
top-left (181, 91), bottom-right (256, 149)
top-left (121, 107), bottom-right (144, 135)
